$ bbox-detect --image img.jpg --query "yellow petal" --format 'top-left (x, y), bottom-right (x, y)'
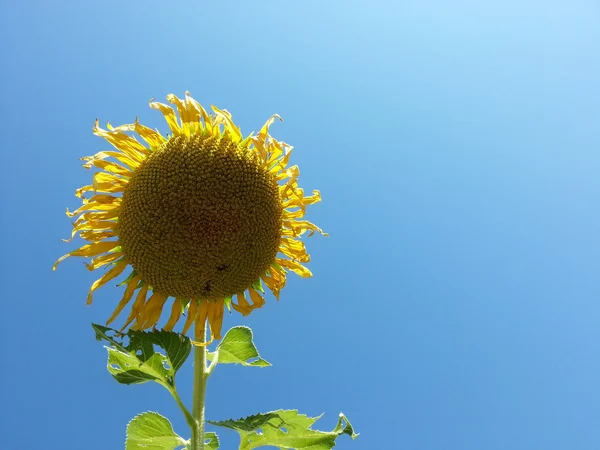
top-left (211, 105), bottom-right (242, 142)
top-left (167, 93), bottom-right (197, 127)
top-left (63, 221), bottom-right (117, 242)
top-left (163, 298), bottom-right (183, 331)
top-left (282, 219), bottom-right (327, 237)
top-left (106, 275), bottom-right (141, 325)
top-left (53, 241), bottom-right (120, 270)
top-left (87, 194), bottom-right (122, 205)
top-left (248, 288), bottom-right (266, 309)
top-left (184, 92), bottom-right (212, 130)
top-left (282, 209), bottom-right (305, 220)
top-left (101, 150), bottom-right (143, 169)
top-left (66, 200), bottom-right (118, 218)
top-left (93, 119), bottom-right (150, 158)
top-left (75, 182), bottom-right (125, 198)
top-left (86, 260), bottom-right (127, 304)
top-left (133, 292), bottom-right (168, 330)
top-left (254, 114), bottom-right (282, 158)
top-left (262, 270), bottom-right (286, 300)
top-left (262, 278), bottom-right (280, 300)
top-left (207, 300), bottom-right (224, 340)
top-left (276, 165), bottom-right (299, 182)
top-left (93, 171), bottom-right (128, 186)
top-left (195, 300), bottom-right (210, 341)
top-left (120, 284), bottom-right (149, 331)
top-left (149, 100), bottom-right (181, 135)
top-left (74, 209), bottom-right (119, 225)
top-left (134, 117), bottom-right (166, 149)
top-left (276, 258), bottom-right (313, 278)
top-left (232, 292), bottom-right (253, 316)
top-left (267, 146), bottom-right (293, 173)
top-left (279, 238), bottom-right (310, 262)
top-left (77, 230), bottom-right (117, 242)
top-left (182, 300), bottom-right (198, 335)
top-left (82, 158), bottom-right (131, 177)
top-left (85, 252), bottom-right (123, 271)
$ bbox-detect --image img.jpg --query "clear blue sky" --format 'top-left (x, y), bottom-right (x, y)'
top-left (1, 1), bottom-right (599, 449)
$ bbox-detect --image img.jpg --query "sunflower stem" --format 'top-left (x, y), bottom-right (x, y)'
top-left (191, 330), bottom-right (208, 450)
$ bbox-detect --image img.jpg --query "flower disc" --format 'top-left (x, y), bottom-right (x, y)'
top-left (118, 133), bottom-right (283, 299)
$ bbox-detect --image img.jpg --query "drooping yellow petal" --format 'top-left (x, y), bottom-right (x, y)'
top-left (182, 300), bottom-right (198, 335)
top-left (81, 157), bottom-right (132, 177)
top-left (120, 284), bottom-right (149, 331)
top-left (262, 275), bottom-right (281, 300)
top-left (101, 150), bottom-right (143, 169)
top-left (63, 221), bottom-right (118, 242)
top-left (276, 258), bottom-right (313, 278)
top-left (267, 147), bottom-right (293, 173)
top-left (276, 165), bottom-right (299, 182)
top-left (85, 251), bottom-right (123, 271)
top-left (282, 189), bottom-right (322, 213)
top-left (77, 230), bottom-right (118, 242)
top-left (261, 268), bottom-right (287, 300)
top-left (66, 200), bottom-right (119, 218)
top-left (207, 300), bottom-right (224, 340)
top-left (270, 263), bottom-right (287, 281)
top-left (93, 171), bottom-right (129, 186)
top-left (194, 300), bottom-right (210, 342)
top-left (248, 288), bottom-right (266, 310)
top-left (86, 260), bottom-right (127, 304)
top-left (88, 194), bottom-right (122, 205)
top-left (106, 275), bottom-right (141, 325)
top-left (133, 292), bottom-right (168, 330)
top-left (53, 241), bottom-right (120, 270)
top-left (232, 292), bottom-right (253, 316)
top-left (74, 209), bottom-right (119, 225)
top-left (279, 238), bottom-right (310, 262)
top-left (163, 298), bottom-right (183, 331)
top-left (283, 219), bottom-right (327, 237)
top-left (76, 181), bottom-right (125, 198)
top-left (282, 209), bottom-right (305, 220)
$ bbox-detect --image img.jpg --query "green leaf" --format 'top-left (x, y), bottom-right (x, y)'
top-left (126, 411), bottom-right (188, 450)
top-left (209, 410), bottom-right (358, 449)
top-left (207, 326), bottom-right (270, 368)
top-left (180, 432), bottom-right (219, 450)
top-left (204, 432), bottom-right (220, 450)
top-left (93, 323), bottom-right (191, 386)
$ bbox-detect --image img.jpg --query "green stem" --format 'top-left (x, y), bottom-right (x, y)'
top-left (167, 384), bottom-right (195, 431)
top-left (191, 331), bottom-right (208, 450)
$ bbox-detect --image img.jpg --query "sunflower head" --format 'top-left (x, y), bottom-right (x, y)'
top-left (55, 92), bottom-right (325, 343)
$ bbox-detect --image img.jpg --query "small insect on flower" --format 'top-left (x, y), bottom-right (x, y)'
top-left (55, 92), bottom-right (325, 344)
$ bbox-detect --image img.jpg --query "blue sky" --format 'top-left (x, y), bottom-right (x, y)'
top-left (1, 1), bottom-right (599, 449)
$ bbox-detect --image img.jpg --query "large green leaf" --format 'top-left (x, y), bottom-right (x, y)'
top-left (93, 324), bottom-right (191, 387)
top-left (209, 410), bottom-right (358, 449)
top-left (207, 326), bottom-right (270, 368)
top-left (126, 412), bottom-right (188, 450)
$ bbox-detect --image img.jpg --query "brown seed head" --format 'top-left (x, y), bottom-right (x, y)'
top-left (117, 133), bottom-right (283, 299)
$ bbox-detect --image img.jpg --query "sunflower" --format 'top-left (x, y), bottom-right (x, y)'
top-left (54, 92), bottom-right (324, 343)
